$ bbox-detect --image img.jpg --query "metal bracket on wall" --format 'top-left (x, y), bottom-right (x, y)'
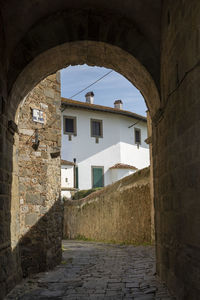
top-left (32, 129), bottom-right (40, 151)
top-left (50, 149), bottom-right (60, 158)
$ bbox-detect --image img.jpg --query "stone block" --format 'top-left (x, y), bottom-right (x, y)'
top-left (44, 88), bottom-right (55, 99)
top-left (19, 154), bottom-right (31, 162)
top-left (25, 213), bottom-right (38, 226)
top-left (20, 205), bottom-right (29, 213)
top-left (40, 103), bottom-right (48, 110)
top-left (26, 192), bottom-right (43, 205)
top-left (34, 152), bottom-right (41, 157)
top-left (19, 129), bottom-right (34, 136)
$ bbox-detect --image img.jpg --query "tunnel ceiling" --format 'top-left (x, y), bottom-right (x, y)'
top-left (0, 0), bottom-right (162, 116)
top-left (1, 0), bottom-right (162, 59)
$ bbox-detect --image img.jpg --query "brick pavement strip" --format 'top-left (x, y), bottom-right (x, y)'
top-left (5, 240), bottom-right (174, 300)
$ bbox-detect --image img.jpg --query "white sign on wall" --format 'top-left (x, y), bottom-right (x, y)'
top-left (32, 109), bottom-right (45, 124)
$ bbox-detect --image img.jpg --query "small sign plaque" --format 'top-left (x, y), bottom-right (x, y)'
top-left (32, 109), bottom-right (45, 124)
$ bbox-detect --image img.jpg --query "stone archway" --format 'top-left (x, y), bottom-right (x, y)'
top-left (10, 41), bottom-right (160, 120)
top-left (3, 38), bottom-right (159, 300)
top-left (12, 39), bottom-right (159, 274)
top-left (1, 6), bottom-right (162, 295)
top-left (1, 1), bottom-right (200, 299)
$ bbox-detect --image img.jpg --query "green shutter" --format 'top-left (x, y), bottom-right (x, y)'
top-left (75, 166), bottom-right (79, 188)
top-left (92, 167), bottom-right (103, 188)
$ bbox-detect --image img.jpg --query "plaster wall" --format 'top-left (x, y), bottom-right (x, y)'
top-left (61, 165), bottom-right (74, 198)
top-left (61, 107), bottom-right (149, 190)
top-left (110, 169), bottom-right (135, 184)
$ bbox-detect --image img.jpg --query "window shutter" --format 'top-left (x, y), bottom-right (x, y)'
top-left (66, 118), bottom-right (74, 133)
top-left (135, 128), bottom-right (141, 144)
top-left (91, 120), bottom-right (102, 137)
top-left (94, 121), bottom-right (100, 136)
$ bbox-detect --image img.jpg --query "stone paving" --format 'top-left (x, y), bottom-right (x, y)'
top-left (5, 240), bottom-right (174, 300)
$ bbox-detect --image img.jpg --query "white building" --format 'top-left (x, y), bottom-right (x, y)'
top-left (61, 92), bottom-right (149, 198)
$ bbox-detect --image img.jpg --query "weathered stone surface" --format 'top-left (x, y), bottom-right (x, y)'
top-left (16, 73), bottom-right (63, 281)
top-left (25, 213), bottom-right (38, 226)
top-left (18, 129), bottom-right (34, 136)
top-left (44, 88), bottom-right (55, 99)
top-left (26, 193), bottom-right (43, 205)
top-left (0, 1), bottom-right (200, 299)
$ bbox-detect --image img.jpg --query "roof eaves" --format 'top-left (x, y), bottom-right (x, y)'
top-left (109, 163), bottom-right (138, 170)
top-left (61, 159), bottom-right (75, 166)
top-left (61, 98), bottom-right (147, 122)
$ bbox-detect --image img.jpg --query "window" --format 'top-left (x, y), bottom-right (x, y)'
top-left (134, 128), bottom-right (141, 144)
top-left (92, 166), bottom-right (104, 188)
top-left (91, 119), bottom-right (103, 138)
top-left (63, 116), bottom-right (77, 135)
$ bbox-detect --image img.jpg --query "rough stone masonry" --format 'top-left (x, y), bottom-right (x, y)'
top-left (64, 167), bottom-right (152, 245)
top-left (0, 1), bottom-right (200, 299)
top-left (16, 73), bottom-right (62, 278)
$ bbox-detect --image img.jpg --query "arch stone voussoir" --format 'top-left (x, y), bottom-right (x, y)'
top-left (10, 41), bottom-right (160, 121)
top-left (7, 9), bottom-right (160, 109)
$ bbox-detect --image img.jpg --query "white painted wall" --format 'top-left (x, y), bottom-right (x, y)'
top-left (61, 107), bottom-right (149, 190)
top-left (61, 165), bottom-right (74, 198)
top-left (110, 168), bottom-right (136, 184)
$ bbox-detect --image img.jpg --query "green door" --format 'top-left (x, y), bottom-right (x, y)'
top-left (92, 167), bottom-right (104, 188)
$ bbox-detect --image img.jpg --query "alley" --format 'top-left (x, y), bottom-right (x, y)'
top-left (5, 240), bottom-right (173, 300)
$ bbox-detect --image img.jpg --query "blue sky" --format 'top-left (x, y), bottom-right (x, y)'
top-left (61, 65), bottom-right (147, 116)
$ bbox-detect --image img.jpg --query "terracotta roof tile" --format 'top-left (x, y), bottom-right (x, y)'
top-left (61, 159), bottom-right (75, 166)
top-left (61, 98), bottom-right (147, 122)
top-left (109, 163), bottom-right (138, 170)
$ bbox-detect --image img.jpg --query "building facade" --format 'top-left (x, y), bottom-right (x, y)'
top-left (61, 93), bottom-right (149, 197)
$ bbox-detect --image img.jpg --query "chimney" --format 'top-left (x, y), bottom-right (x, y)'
top-left (114, 100), bottom-right (123, 109)
top-left (85, 91), bottom-right (94, 104)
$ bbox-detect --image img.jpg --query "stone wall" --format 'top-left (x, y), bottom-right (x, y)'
top-left (0, 117), bottom-right (22, 299)
top-left (0, 2), bottom-right (200, 299)
top-left (154, 1), bottom-right (200, 299)
top-left (0, 72), bottom-right (63, 299)
top-left (146, 111), bottom-right (155, 243)
top-left (64, 167), bottom-right (151, 244)
top-left (16, 73), bottom-right (62, 277)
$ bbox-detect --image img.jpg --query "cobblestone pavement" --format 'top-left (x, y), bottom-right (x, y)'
top-left (5, 240), bottom-right (175, 300)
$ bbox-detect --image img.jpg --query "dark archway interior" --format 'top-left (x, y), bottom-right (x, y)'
top-left (0, 1), bottom-right (200, 299)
